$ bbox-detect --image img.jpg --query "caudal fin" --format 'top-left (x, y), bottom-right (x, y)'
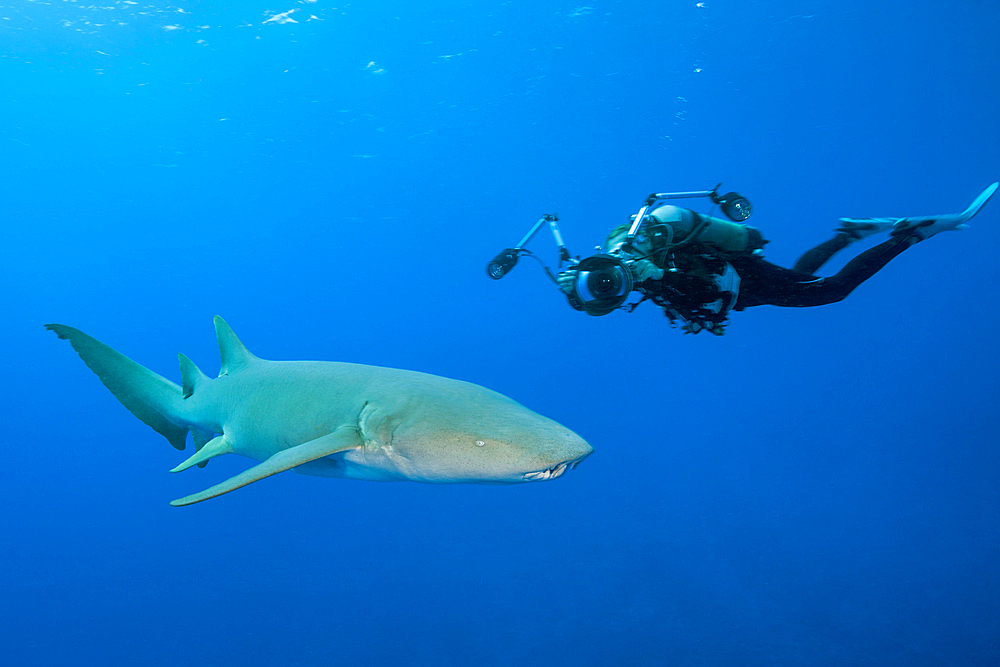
top-left (46, 324), bottom-right (189, 450)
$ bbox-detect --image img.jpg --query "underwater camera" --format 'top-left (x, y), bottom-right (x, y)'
top-left (568, 254), bottom-right (634, 316)
top-left (486, 184), bottom-right (751, 315)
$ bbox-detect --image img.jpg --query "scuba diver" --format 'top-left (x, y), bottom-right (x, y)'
top-left (486, 183), bottom-right (998, 335)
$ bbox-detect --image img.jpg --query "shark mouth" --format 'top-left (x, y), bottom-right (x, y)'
top-left (522, 455), bottom-right (588, 482)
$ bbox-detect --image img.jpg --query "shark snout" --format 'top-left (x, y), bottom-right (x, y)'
top-left (519, 428), bottom-right (592, 482)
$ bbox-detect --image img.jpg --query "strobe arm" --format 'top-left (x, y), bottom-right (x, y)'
top-left (623, 183), bottom-right (751, 249)
top-left (486, 214), bottom-right (564, 280)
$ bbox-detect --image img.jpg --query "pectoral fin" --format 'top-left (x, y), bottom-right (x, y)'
top-left (170, 427), bottom-right (363, 506)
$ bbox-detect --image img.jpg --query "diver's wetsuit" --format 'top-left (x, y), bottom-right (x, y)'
top-left (730, 233), bottom-right (918, 310)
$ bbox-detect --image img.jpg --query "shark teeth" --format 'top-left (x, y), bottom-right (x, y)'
top-left (523, 461), bottom-right (570, 481)
top-left (523, 453), bottom-right (590, 481)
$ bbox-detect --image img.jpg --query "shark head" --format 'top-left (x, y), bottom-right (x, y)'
top-left (355, 375), bottom-right (593, 484)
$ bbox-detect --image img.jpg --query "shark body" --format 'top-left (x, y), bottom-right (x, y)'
top-left (47, 317), bottom-right (592, 506)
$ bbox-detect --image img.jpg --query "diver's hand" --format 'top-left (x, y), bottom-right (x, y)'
top-left (628, 258), bottom-right (664, 283)
top-left (556, 269), bottom-right (577, 294)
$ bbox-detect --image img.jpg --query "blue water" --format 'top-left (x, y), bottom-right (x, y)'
top-left (3, 1), bottom-right (998, 665)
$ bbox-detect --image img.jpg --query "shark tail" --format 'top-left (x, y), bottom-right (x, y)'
top-left (46, 324), bottom-right (190, 451)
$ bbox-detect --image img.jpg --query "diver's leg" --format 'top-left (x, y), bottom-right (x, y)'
top-left (791, 233), bottom-right (852, 274)
top-left (735, 235), bottom-right (917, 309)
top-left (795, 235), bottom-right (918, 305)
top-left (792, 214), bottom-right (903, 274)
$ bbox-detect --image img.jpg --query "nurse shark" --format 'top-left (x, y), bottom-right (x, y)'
top-left (47, 317), bottom-right (592, 506)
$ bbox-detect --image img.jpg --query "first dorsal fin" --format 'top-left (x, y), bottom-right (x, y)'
top-left (213, 316), bottom-right (260, 376)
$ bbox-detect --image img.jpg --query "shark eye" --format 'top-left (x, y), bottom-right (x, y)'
top-left (475, 440), bottom-right (486, 447)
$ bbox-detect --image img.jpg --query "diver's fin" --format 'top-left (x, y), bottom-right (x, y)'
top-left (171, 434), bottom-right (235, 473)
top-left (891, 182), bottom-right (998, 240)
top-left (962, 182), bottom-right (999, 218)
top-left (836, 217), bottom-right (896, 240)
top-left (169, 427), bottom-right (363, 506)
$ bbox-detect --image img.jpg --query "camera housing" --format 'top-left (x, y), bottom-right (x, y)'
top-left (569, 254), bottom-right (634, 316)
